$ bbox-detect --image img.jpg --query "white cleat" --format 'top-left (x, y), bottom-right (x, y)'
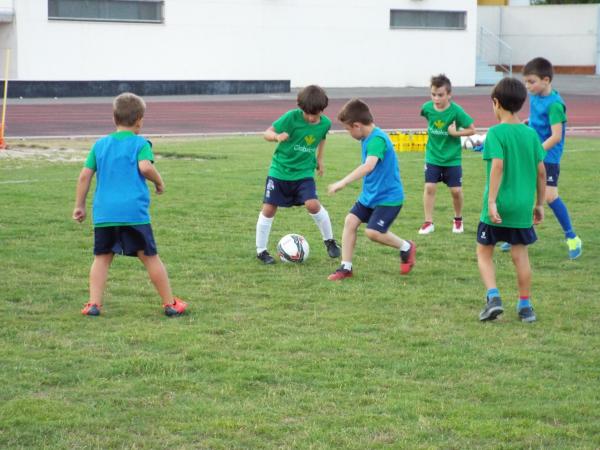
top-left (418, 222), bottom-right (435, 235)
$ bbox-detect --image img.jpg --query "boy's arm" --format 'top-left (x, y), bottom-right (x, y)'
top-left (448, 122), bottom-right (476, 137)
top-left (138, 160), bottom-right (165, 194)
top-left (328, 156), bottom-right (378, 194)
top-left (73, 168), bottom-right (95, 222)
top-left (316, 140), bottom-right (326, 177)
top-left (542, 122), bottom-right (563, 151)
top-left (487, 158), bottom-right (504, 224)
top-left (534, 161), bottom-right (546, 225)
top-left (264, 126), bottom-right (289, 143)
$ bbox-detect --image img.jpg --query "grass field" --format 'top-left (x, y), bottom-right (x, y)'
top-left (1, 134), bottom-right (599, 449)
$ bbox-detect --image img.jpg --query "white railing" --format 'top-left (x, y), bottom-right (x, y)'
top-left (477, 26), bottom-right (512, 76)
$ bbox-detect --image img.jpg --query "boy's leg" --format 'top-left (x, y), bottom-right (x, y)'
top-left (256, 203), bottom-right (277, 263)
top-left (328, 213), bottom-right (360, 280)
top-left (450, 186), bottom-right (464, 233)
top-left (510, 245), bottom-right (537, 322)
top-left (477, 243), bottom-right (504, 321)
top-left (420, 182), bottom-right (436, 234)
top-left (137, 252), bottom-right (173, 305)
top-left (305, 195), bottom-right (340, 258)
top-left (89, 253), bottom-right (114, 307)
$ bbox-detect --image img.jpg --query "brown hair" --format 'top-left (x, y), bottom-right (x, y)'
top-left (491, 77), bottom-right (527, 113)
top-left (523, 57), bottom-right (554, 81)
top-left (113, 92), bottom-right (146, 126)
top-left (297, 85), bottom-right (329, 115)
top-left (430, 74), bottom-right (452, 93)
top-left (337, 98), bottom-right (373, 125)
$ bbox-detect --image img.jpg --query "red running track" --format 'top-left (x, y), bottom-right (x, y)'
top-left (4, 94), bottom-right (599, 138)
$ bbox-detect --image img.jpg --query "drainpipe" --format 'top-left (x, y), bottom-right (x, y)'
top-left (596, 5), bottom-right (600, 75)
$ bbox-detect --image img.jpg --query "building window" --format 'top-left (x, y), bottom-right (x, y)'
top-left (48, 0), bottom-right (164, 23)
top-left (390, 10), bottom-right (466, 30)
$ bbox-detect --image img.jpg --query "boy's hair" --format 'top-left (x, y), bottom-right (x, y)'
top-left (523, 57), bottom-right (553, 81)
top-left (113, 92), bottom-right (146, 126)
top-left (297, 85), bottom-right (329, 115)
top-left (491, 77), bottom-right (527, 113)
top-left (430, 74), bottom-right (452, 93)
top-left (337, 99), bottom-right (373, 125)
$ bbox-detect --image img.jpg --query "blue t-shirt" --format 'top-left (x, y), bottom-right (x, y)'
top-left (87, 131), bottom-right (153, 225)
top-left (529, 90), bottom-right (567, 164)
top-left (358, 127), bottom-right (404, 208)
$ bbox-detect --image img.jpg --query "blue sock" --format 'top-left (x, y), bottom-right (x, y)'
top-left (549, 197), bottom-right (576, 239)
top-left (518, 297), bottom-right (531, 311)
top-left (487, 288), bottom-right (500, 299)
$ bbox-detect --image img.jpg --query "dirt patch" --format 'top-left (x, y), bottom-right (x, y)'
top-left (0, 146), bottom-right (88, 162)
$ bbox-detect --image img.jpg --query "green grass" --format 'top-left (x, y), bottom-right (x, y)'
top-left (1, 135), bottom-right (599, 449)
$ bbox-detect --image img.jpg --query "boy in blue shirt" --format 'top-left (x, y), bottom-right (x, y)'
top-left (327, 99), bottom-right (415, 280)
top-left (502, 57), bottom-right (582, 259)
top-left (255, 85), bottom-right (340, 264)
top-left (73, 92), bottom-right (188, 317)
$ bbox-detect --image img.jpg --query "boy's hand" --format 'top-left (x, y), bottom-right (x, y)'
top-left (447, 122), bottom-right (458, 137)
top-left (328, 181), bottom-right (344, 195)
top-left (533, 205), bottom-right (544, 225)
top-left (73, 207), bottom-right (86, 223)
top-left (488, 202), bottom-right (502, 224)
top-left (316, 162), bottom-right (324, 177)
top-left (276, 132), bottom-right (289, 143)
top-left (155, 181), bottom-right (165, 195)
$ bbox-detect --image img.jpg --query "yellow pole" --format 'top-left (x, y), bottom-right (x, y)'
top-left (0, 48), bottom-right (10, 150)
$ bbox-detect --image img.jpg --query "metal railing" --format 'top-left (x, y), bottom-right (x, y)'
top-left (477, 25), bottom-right (512, 76)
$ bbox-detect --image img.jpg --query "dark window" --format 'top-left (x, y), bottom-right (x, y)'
top-left (48, 0), bottom-right (164, 23)
top-left (390, 10), bottom-right (466, 30)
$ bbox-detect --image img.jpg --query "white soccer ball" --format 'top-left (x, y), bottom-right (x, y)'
top-left (277, 234), bottom-right (310, 263)
top-left (462, 136), bottom-right (475, 150)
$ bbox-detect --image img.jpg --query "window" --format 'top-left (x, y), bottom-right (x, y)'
top-left (48, 0), bottom-right (164, 23)
top-left (390, 10), bottom-right (466, 30)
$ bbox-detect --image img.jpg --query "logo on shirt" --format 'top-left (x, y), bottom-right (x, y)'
top-left (305, 135), bottom-right (316, 146)
top-left (434, 120), bottom-right (445, 129)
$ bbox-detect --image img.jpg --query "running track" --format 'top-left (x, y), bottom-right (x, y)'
top-left (4, 94), bottom-right (600, 138)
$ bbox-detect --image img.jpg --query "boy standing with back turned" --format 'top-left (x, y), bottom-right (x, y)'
top-left (477, 78), bottom-right (545, 323)
top-left (419, 74), bottom-right (476, 235)
top-left (73, 92), bottom-right (187, 317)
top-left (255, 85), bottom-right (340, 264)
top-left (501, 57), bottom-right (582, 259)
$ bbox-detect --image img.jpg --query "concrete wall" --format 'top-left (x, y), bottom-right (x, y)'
top-left (478, 4), bottom-right (599, 68)
top-left (7, 0), bottom-right (477, 87)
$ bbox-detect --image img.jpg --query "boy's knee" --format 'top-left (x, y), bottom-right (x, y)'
top-left (450, 187), bottom-right (462, 198)
top-left (305, 200), bottom-right (321, 214)
top-left (424, 184), bottom-right (436, 195)
top-left (364, 228), bottom-right (381, 241)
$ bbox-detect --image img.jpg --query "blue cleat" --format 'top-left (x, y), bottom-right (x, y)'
top-left (567, 236), bottom-right (582, 260)
top-left (500, 242), bottom-right (511, 252)
top-left (479, 296), bottom-right (504, 322)
top-left (518, 306), bottom-right (537, 323)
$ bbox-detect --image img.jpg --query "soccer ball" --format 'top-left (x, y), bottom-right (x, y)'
top-left (277, 234), bottom-right (310, 263)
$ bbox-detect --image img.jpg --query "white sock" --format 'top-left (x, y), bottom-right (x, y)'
top-left (341, 261), bottom-right (352, 271)
top-left (256, 213), bottom-right (274, 254)
top-left (310, 206), bottom-right (334, 241)
top-left (400, 240), bottom-right (411, 252)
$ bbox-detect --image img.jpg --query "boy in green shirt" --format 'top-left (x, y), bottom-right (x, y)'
top-left (477, 78), bottom-right (546, 323)
top-left (419, 74), bottom-right (476, 235)
top-left (255, 85), bottom-right (340, 264)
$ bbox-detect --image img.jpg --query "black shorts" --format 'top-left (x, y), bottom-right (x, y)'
top-left (476, 222), bottom-right (537, 246)
top-left (349, 202), bottom-right (402, 233)
top-left (262, 176), bottom-right (318, 207)
top-left (544, 162), bottom-right (560, 187)
top-left (424, 163), bottom-right (462, 187)
top-left (94, 224), bottom-right (158, 256)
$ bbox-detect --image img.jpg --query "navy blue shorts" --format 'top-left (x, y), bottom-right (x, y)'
top-left (94, 224), bottom-right (158, 256)
top-left (544, 162), bottom-right (560, 187)
top-left (424, 163), bottom-right (462, 187)
top-left (350, 202), bottom-right (402, 233)
top-left (476, 222), bottom-right (537, 246)
top-left (263, 176), bottom-right (318, 207)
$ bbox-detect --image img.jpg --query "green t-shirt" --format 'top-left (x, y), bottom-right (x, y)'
top-left (548, 101), bottom-right (567, 125)
top-left (480, 123), bottom-right (545, 228)
top-left (84, 130), bottom-right (154, 227)
top-left (268, 109), bottom-right (331, 180)
top-left (421, 101), bottom-right (473, 166)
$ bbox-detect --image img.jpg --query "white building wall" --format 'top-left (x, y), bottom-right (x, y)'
top-left (478, 4), bottom-right (599, 67)
top-left (8, 0), bottom-right (477, 87)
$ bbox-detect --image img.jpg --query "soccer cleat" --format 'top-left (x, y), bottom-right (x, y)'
top-left (400, 240), bottom-right (416, 275)
top-left (324, 239), bottom-right (341, 258)
top-left (518, 306), bottom-right (537, 323)
top-left (567, 236), bottom-right (582, 260)
top-left (81, 302), bottom-right (101, 316)
top-left (164, 297), bottom-right (188, 317)
top-left (418, 222), bottom-right (434, 235)
top-left (257, 250), bottom-right (275, 264)
top-left (452, 219), bottom-right (464, 234)
top-left (479, 296), bottom-right (504, 322)
top-left (327, 266), bottom-right (353, 281)
top-left (500, 242), bottom-right (511, 252)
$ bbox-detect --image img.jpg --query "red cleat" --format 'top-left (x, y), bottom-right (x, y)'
top-left (81, 302), bottom-right (101, 316)
top-left (328, 266), bottom-right (353, 281)
top-left (400, 241), bottom-right (416, 275)
top-left (164, 297), bottom-right (188, 317)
